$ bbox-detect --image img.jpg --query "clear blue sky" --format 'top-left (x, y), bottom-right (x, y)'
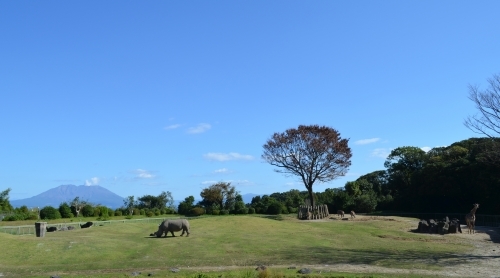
top-left (1, 1), bottom-right (499, 202)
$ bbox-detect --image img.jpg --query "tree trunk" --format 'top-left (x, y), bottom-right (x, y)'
top-left (307, 187), bottom-right (315, 207)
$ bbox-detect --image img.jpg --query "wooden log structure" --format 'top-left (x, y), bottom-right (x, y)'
top-left (297, 205), bottom-right (330, 220)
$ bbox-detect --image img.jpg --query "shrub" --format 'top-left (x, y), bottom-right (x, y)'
top-left (354, 192), bottom-right (378, 213)
top-left (266, 202), bottom-right (283, 215)
top-left (96, 206), bottom-right (108, 217)
top-left (237, 208), bottom-right (248, 214)
top-left (153, 208), bottom-right (161, 216)
top-left (125, 215), bottom-right (133, 219)
top-left (59, 203), bottom-right (73, 218)
top-left (212, 210), bottom-right (220, 215)
top-left (114, 210), bottom-right (122, 216)
top-left (4, 212), bottom-right (38, 221)
top-left (17, 205), bottom-right (29, 214)
top-left (248, 207), bottom-right (256, 214)
top-left (93, 207), bottom-right (100, 217)
top-left (280, 206), bottom-right (289, 214)
top-left (164, 208), bottom-right (175, 214)
top-left (107, 209), bottom-right (113, 217)
top-left (40, 206), bottom-right (62, 220)
top-left (189, 207), bottom-right (205, 216)
top-left (146, 211), bottom-right (154, 217)
top-left (138, 209), bottom-right (144, 215)
top-left (26, 213), bottom-right (39, 220)
top-left (4, 214), bottom-right (21, 221)
top-left (220, 210), bottom-right (229, 215)
top-left (82, 205), bottom-right (94, 217)
top-left (288, 207), bottom-right (298, 214)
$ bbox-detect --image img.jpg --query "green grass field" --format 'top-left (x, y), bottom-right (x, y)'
top-left (0, 215), bottom-right (473, 277)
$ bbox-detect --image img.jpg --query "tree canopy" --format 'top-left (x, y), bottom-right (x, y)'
top-left (262, 125), bottom-right (352, 207)
top-left (0, 188), bottom-right (13, 212)
top-left (123, 196), bottom-right (136, 215)
top-left (136, 191), bottom-right (174, 211)
top-left (199, 182), bottom-right (237, 212)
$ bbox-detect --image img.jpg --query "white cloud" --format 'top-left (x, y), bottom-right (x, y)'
top-left (371, 148), bottom-right (391, 159)
top-left (187, 123), bottom-right (211, 134)
top-left (201, 179), bottom-right (253, 186)
top-left (355, 138), bottom-right (381, 145)
top-left (132, 169), bottom-right (155, 179)
top-left (201, 180), bottom-right (218, 185)
top-left (421, 146), bottom-right (432, 152)
top-left (164, 124), bottom-right (181, 130)
top-left (214, 168), bottom-right (230, 173)
top-left (84, 177), bottom-right (100, 186)
top-left (204, 152), bottom-right (254, 161)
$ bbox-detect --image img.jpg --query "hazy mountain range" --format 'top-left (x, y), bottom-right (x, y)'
top-left (10, 185), bottom-right (260, 209)
top-left (10, 184), bottom-right (125, 208)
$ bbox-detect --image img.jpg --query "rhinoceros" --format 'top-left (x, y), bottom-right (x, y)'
top-left (150, 219), bottom-right (190, 238)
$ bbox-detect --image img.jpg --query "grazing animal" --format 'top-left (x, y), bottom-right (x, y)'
top-left (150, 219), bottom-right (190, 237)
top-left (80, 221), bottom-right (93, 229)
top-left (337, 210), bottom-right (344, 219)
top-left (465, 203), bottom-right (479, 234)
top-left (350, 210), bottom-right (356, 219)
top-left (46, 226), bottom-right (57, 232)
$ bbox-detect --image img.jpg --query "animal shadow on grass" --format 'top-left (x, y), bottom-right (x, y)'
top-left (144, 233), bottom-right (185, 239)
top-left (144, 235), bottom-right (175, 239)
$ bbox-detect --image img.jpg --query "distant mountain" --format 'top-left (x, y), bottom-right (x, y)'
top-left (10, 184), bottom-right (125, 209)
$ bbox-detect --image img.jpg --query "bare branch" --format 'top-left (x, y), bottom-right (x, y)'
top-left (464, 73), bottom-right (500, 137)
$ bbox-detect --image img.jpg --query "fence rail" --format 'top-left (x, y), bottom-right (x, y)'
top-left (372, 212), bottom-right (500, 228)
top-left (0, 217), bottom-right (181, 236)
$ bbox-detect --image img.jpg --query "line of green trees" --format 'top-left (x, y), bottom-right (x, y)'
top-left (2, 138), bottom-right (499, 220)
top-left (0, 191), bottom-right (177, 221)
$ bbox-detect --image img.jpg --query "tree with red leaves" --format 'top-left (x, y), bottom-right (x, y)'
top-left (262, 125), bottom-right (352, 207)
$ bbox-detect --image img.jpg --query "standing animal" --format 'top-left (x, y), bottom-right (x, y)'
top-left (465, 203), bottom-right (479, 234)
top-left (150, 219), bottom-right (190, 237)
top-left (350, 210), bottom-right (356, 219)
top-left (337, 210), bottom-right (344, 219)
top-left (80, 221), bottom-right (93, 229)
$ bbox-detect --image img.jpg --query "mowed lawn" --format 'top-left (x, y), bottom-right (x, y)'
top-left (0, 215), bottom-right (472, 277)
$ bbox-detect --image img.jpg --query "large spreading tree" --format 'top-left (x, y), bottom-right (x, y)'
top-left (262, 125), bottom-right (352, 207)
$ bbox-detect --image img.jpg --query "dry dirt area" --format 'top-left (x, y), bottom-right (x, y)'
top-left (286, 215), bottom-right (500, 277)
